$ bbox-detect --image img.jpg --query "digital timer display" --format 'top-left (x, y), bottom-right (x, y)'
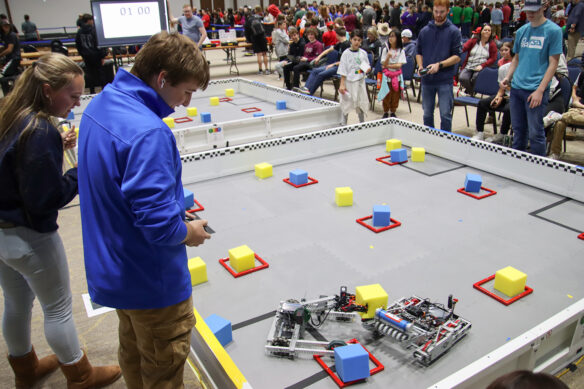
top-left (99, 2), bottom-right (161, 38)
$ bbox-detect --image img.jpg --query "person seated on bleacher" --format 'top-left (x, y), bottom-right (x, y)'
top-left (75, 14), bottom-right (109, 94)
top-left (282, 28), bottom-right (305, 90)
top-left (362, 27), bottom-right (382, 64)
top-left (296, 27), bottom-right (349, 95)
top-left (290, 27), bottom-right (323, 90)
top-left (473, 41), bottom-right (514, 142)
top-left (548, 67), bottom-right (584, 159)
top-left (0, 19), bottom-right (21, 96)
top-left (459, 24), bottom-right (498, 95)
top-left (401, 29), bottom-right (416, 59)
top-left (322, 21), bottom-right (338, 47)
top-left (272, 20), bottom-right (290, 79)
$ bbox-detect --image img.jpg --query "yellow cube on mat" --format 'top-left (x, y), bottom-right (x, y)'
top-left (188, 257), bottom-right (207, 286)
top-left (386, 139), bottom-right (402, 152)
top-left (225, 88), bottom-right (235, 97)
top-left (187, 107), bottom-right (198, 116)
top-left (210, 97), bottom-right (220, 106)
top-left (255, 162), bottom-right (273, 179)
top-left (494, 266), bottom-right (527, 297)
top-left (228, 245), bottom-right (255, 273)
top-left (355, 284), bottom-right (388, 319)
top-left (411, 147), bottom-right (426, 162)
top-left (162, 117), bottom-right (175, 128)
top-left (335, 187), bottom-right (353, 207)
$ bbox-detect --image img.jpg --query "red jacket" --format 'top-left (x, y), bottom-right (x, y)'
top-left (461, 38), bottom-right (498, 70)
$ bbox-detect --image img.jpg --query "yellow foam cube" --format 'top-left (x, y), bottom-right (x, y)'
top-left (494, 266), bottom-right (527, 297)
top-left (411, 147), bottom-right (426, 162)
top-left (210, 97), bottom-right (220, 106)
top-left (355, 284), bottom-right (388, 319)
top-left (228, 245), bottom-right (255, 273)
top-left (335, 187), bottom-right (353, 207)
top-left (187, 107), bottom-right (198, 116)
top-left (386, 139), bottom-right (402, 152)
top-left (188, 257), bottom-right (207, 286)
top-left (225, 88), bottom-right (235, 97)
top-left (162, 117), bottom-right (175, 128)
top-left (255, 162), bottom-right (273, 179)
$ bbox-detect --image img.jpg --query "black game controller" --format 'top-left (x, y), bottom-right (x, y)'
top-left (419, 67), bottom-right (431, 76)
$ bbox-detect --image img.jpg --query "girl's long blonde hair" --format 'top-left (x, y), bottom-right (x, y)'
top-left (0, 53), bottom-right (83, 152)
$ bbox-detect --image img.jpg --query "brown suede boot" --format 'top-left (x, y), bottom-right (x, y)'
top-left (7, 346), bottom-right (60, 388)
top-left (60, 352), bottom-right (121, 389)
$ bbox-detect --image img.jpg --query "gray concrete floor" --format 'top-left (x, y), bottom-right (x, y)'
top-left (0, 47), bottom-right (583, 389)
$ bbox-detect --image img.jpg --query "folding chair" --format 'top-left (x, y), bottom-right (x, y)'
top-left (452, 66), bottom-right (499, 128)
top-left (401, 56), bottom-right (416, 113)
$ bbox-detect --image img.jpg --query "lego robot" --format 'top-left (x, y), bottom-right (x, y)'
top-left (265, 286), bottom-right (367, 359)
top-left (362, 295), bottom-right (471, 365)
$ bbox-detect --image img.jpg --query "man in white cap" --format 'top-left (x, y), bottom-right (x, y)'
top-left (401, 29), bottom-right (416, 59)
top-left (500, 0), bottom-right (562, 156)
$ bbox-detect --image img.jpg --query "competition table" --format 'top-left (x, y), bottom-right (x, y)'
top-left (180, 118), bottom-right (584, 389)
top-left (69, 78), bottom-right (341, 154)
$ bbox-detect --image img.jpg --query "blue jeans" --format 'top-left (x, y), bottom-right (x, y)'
top-left (509, 88), bottom-right (549, 156)
top-left (305, 65), bottom-right (338, 95)
top-left (0, 227), bottom-right (83, 363)
top-left (421, 81), bottom-right (454, 131)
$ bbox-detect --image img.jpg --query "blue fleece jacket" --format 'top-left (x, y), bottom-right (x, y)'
top-left (416, 19), bottom-right (462, 85)
top-left (78, 69), bottom-right (190, 309)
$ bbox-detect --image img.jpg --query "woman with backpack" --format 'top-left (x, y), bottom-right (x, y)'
top-left (247, 6), bottom-right (269, 74)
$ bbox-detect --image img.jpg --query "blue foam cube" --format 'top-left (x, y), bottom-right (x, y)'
top-left (201, 112), bottom-right (212, 123)
top-left (67, 111), bottom-right (75, 120)
top-left (372, 205), bottom-right (391, 227)
top-left (289, 169), bottom-right (308, 185)
top-left (183, 188), bottom-right (194, 209)
top-left (204, 314), bottom-right (232, 347)
top-left (276, 100), bottom-right (287, 110)
top-left (334, 344), bottom-right (370, 383)
top-left (253, 113), bottom-right (264, 117)
top-left (465, 173), bottom-right (483, 193)
top-left (390, 148), bottom-right (408, 163)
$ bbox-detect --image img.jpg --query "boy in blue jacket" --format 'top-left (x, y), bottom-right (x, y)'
top-left (77, 32), bottom-right (211, 388)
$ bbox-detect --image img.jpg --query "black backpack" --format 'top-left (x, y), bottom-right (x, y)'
top-left (251, 16), bottom-right (264, 36)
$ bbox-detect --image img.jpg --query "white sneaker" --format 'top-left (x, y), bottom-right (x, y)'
top-left (549, 153), bottom-right (560, 160)
top-left (472, 132), bottom-right (485, 141)
top-left (489, 133), bottom-right (505, 143)
top-left (543, 111), bottom-right (562, 128)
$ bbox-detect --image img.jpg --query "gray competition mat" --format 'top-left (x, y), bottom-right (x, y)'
top-left (185, 144), bottom-right (584, 389)
top-left (171, 94), bottom-right (295, 127)
top-left (531, 199), bottom-right (584, 233)
top-left (69, 91), bottom-right (296, 129)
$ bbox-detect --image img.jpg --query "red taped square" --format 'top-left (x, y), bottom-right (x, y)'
top-left (174, 116), bottom-right (193, 124)
top-left (457, 186), bottom-right (497, 199)
top-left (578, 233), bottom-right (584, 240)
top-left (473, 274), bottom-right (533, 306)
top-left (282, 176), bottom-right (319, 188)
top-left (218, 253), bottom-right (269, 278)
top-left (356, 215), bottom-right (401, 233)
top-left (375, 155), bottom-right (407, 166)
top-left (241, 107), bottom-right (261, 113)
top-left (219, 97), bottom-right (232, 102)
top-left (313, 339), bottom-right (384, 388)
top-left (186, 198), bottom-right (205, 213)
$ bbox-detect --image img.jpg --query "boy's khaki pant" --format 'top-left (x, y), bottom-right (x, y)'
top-left (116, 296), bottom-right (196, 389)
top-left (549, 108), bottom-right (584, 155)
